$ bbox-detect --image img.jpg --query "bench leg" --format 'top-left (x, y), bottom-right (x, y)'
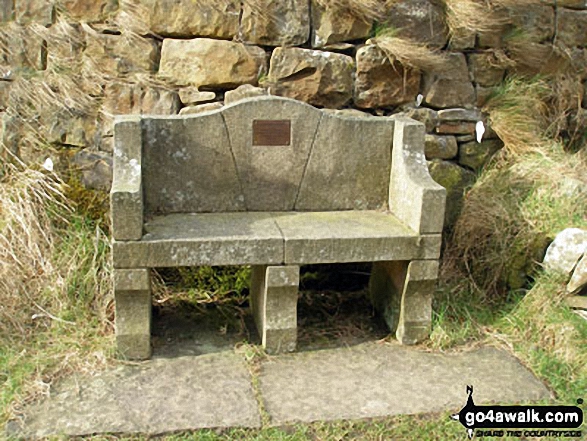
top-left (369, 260), bottom-right (439, 345)
top-left (250, 265), bottom-right (299, 354)
top-left (114, 268), bottom-right (152, 360)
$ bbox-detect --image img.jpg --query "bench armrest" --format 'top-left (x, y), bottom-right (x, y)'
top-left (110, 116), bottom-right (144, 241)
top-left (389, 117), bottom-right (446, 234)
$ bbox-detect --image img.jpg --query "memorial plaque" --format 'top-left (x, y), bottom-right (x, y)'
top-left (253, 120), bottom-right (291, 146)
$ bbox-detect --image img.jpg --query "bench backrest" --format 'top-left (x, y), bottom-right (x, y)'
top-left (139, 96), bottom-right (394, 215)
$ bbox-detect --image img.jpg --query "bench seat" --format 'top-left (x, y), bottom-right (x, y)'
top-left (113, 211), bottom-right (442, 268)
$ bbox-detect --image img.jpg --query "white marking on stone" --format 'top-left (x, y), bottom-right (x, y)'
top-left (415, 94), bottom-right (423, 107)
top-left (42, 158), bottom-right (53, 172)
top-left (476, 121), bottom-right (485, 143)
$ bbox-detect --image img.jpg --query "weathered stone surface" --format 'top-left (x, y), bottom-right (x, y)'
top-left (568, 254), bottom-right (587, 294)
top-left (389, 118), bottom-right (446, 234)
top-left (383, 0), bottom-right (448, 48)
top-left (323, 108), bottom-right (372, 118)
top-left (141, 0), bottom-right (240, 38)
top-left (438, 108), bottom-right (482, 122)
top-left (222, 97), bottom-right (322, 210)
top-left (436, 121), bottom-right (476, 135)
top-left (179, 102), bottom-right (223, 115)
top-left (0, 24), bottom-right (46, 70)
top-left (0, 81), bottom-right (9, 111)
top-left (543, 228), bottom-right (587, 275)
top-left (45, 111), bottom-right (99, 147)
top-left (114, 268), bottom-right (151, 360)
top-left (239, 0), bottom-right (309, 46)
top-left (224, 84), bottom-right (268, 105)
top-left (458, 139), bottom-right (503, 171)
top-left (428, 159), bottom-right (476, 227)
top-left (371, 260), bottom-right (438, 344)
top-left (310, 0), bottom-right (371, 48)
top-left (159, 39), bottom-right (267, 88)
top-left (296, 112), bottom-right (392, 211)
top-left (59, 0), bottom-right (118, 22)
top-left (448, 29), bottom-right (475, 50)
top-left (251, 265), bottom-right (299, 354)
top-left (425, 135), bottom-right (458, 160)
top-left (397, 107), bottom-right (438, 132)
top-left (15, 0), bottom-right (53, 24)
top-left (468, 52), bottom-right (506, 87)
top-left (111, 116), bottom-right (143, 240)
top-left (550, 0), bottom-right (587, 8)
top-left (113, 213), bottom-right (284, 268)
top-left (73, 150), bottom-right (113, 191)
top-left (557, 8), bottom-right (587, 47)
top-left (476, 86), bottom-right (494, 107)
top-left (84, 33), bottom-right (158, 75)
top-left (260, 343), bottom-right (551, 424)
top-left (510, 5), bottom-right (555, 43)
top-left (424, 53), bottom-right (475, 108)
top-left (0, 0), bottom-right (13, 21)
top-left (274, 211), bottom-right (441, 264)
top-left (354, 45), bottom-right (421, 109)
top-left (268, 47), bottom-right (353, 108)
top-left (11, 352), bottom-right (261, 437)
top-left (178, 88), bottom-right (216, 106)
top-left (102, 83), bottom-right (180, 135)
top-left (141, 113), bottom-right (244, 215)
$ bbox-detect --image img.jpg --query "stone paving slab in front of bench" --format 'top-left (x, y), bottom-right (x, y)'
top-left (9, 343), bottom-right (553, 438)
top-left (259, 342), bottom-right (552, 424)
top-left (9, 352), bottom-right (261, 439)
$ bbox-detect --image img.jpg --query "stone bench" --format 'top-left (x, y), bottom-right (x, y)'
top-left (111, 96), bottom-right (446, 359)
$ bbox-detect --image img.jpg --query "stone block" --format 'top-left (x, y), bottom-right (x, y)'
top-left (72, 150), bottom-right (112, 191)
top-left (510, 4), bottom-right (555, 43)
top-left (543, 228), bottom-right (587, 275)
top-left (555, 0), bottom-right (587, 8)
top-left (370, 259), bottom-right (438, 344)
top-left (224, 84), bottom-right (268, 105)
top-left (179, 102), bottom-right (222, 115)
top-left (239, 0), bottom-right (309, 46)
top-left (425, 135), bottom-right (458, 160)
top-left (114, 268), bottom-right (151, 360)
top-left (142, 0), bottom-right (240, 38)
top-left (389, 117), bottom-right (446, 234)
top-left (436, 121), bottom-right (476, 135)
top-left (397, 107), bottom-right (439, 133)
top-left (424, 53), bottom-right (475, 108)
top-left (310, 0), bottom-right (372, 48)
top-left (274, 211), bottom-right (442, 264)
top-left (178, 88), bottom-right (215, 106)
top-left (1, 24), bottom-right (46, 70)
top-left (354, 45), bottom-right (421, 109)
top-left (83, 33), bottom-right (158, 76)
top-left (102, 83), bottom-right (180, 135)
top-left (15, 0), bottom-right (53, 24)
top-left (0, 0), bottom-right (13, 21)
top-left (428, 159), bottom-right (476, 227)
top-left (111, 116), bottom-right (143, 241)
top-left (476, 85), bottom-right (494, 107)
top-left (251, 265), bottom-right (299, 354)
top-left (268, 47), bottom-right (354, 108)
top-left (58, 0), bottom-right (118, 22)
top-left (448, 29), bottom-right (476, 50)
top-left (458, 139), bottom-right (503, 171)
top-left (557, 8), bottom-right (587, 47)
top-left (113, 213), bottom-right (284, 268)
top-left (45, 111), bottom-right (99, 148)
top-left (383, 0), bottom-right (448, 49)
top-left (159, 38), bottom-right (267, 88)
top-left (438, 108), bottom-right (482, 122)
top-left (220, 96), bottom-right (323, 211)
top-left (468, 52), bottom-right (506, 87)
top-left (295, 112), bottom-right (392, 211)
top-left (0, 81), bottom-right (9, 111)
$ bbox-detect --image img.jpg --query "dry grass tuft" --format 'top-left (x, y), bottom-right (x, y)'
top-left (443, 0), bottom-right (507, 35)
top-left (0, 162), bottom-right (113, 422)
top-left (483, 77), bottom-right (551, 154)
top-left (372, 34), bottom-right (448, 72)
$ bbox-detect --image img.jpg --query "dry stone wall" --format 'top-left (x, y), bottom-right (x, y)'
top-left (0, 0), bottom-right (586, 227)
